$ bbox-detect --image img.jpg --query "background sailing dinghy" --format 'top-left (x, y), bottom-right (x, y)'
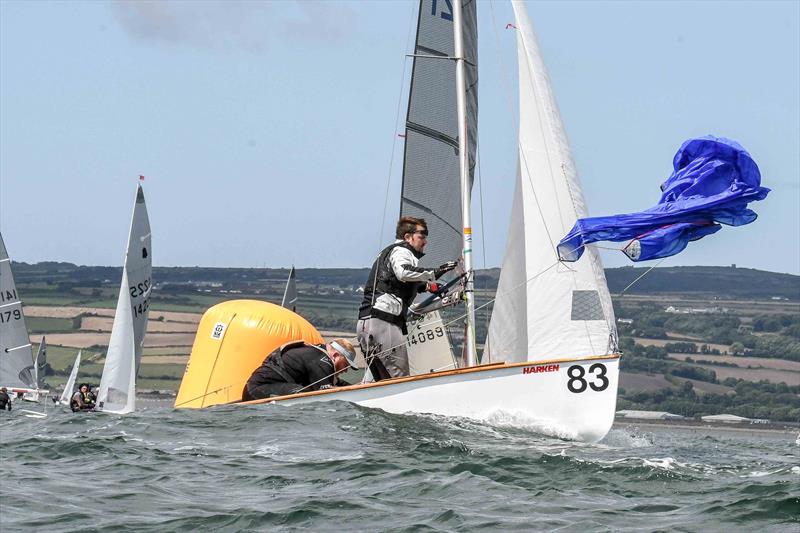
top-left (33, 337), bottom-right (48, 392)
top-left (0, 232), bottom-right (49, 401)
top-left (21, 336), bottom-right (50, 403)
top-left (55, 351), bottom-right (82, 407)
top-left (281, 265), bottom-right (297, 312)
top-left (176, 0), bottom-right (620, 442)
top-left (96, 184), bottom-right (152, 415)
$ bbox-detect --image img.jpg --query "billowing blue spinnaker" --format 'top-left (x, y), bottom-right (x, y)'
top-left (558, 136), bottom-right (770, 262)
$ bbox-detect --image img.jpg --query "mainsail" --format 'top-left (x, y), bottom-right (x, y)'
top-left (0, 232), bottom-right (36, 390)
top-left (58, 351), bottom-right (81, 406)
top-left (486, 1), bottom-right (617, 363)
top-left (396, 0), bottom-right (478, 370)
top-left (399, 0), bottom-right (478, 270)
top-left (97, 184), bottom-right (152, 414)
top-left (281, 266), bottom-right (297, 312)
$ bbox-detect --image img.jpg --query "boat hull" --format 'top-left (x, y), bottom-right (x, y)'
top-left (244, 354), bottom-right (620, 442)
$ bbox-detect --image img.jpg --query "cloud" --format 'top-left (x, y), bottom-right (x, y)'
top-left (111, 0), bottom-right (358, 53)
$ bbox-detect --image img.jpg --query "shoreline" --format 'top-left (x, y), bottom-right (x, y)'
top-left (614, 417), bottom-right (798, 436)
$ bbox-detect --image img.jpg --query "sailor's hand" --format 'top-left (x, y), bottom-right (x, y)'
top-left (434, 261), bottom-right (458, 279)
top-left (427, 282), bottom-right (447, 296)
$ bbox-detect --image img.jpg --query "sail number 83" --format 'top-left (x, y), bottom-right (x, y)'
top-left (566, 363), bottom-right (609, 393)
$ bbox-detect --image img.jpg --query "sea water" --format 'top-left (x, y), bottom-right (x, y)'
top-left (1, 401), bottom-right (797, 531)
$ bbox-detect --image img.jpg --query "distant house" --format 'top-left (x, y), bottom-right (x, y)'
top-left (701, 414), bottom-right (750, 424)
top-left (616, 410), bottom-right (685, 420)
top-left (665, 305), bottom-right (727, 315)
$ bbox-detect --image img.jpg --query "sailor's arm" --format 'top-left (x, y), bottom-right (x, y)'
top-left (389, 247), bottom-right (434, 283)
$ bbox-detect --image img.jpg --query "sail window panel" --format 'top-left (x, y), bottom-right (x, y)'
top-left (106, 387), bottom-right (130, 407)
top-left (570, 290), bottom-right (605, 321)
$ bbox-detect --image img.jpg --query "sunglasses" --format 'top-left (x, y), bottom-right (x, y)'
top-left (412, 229), bottom-right (428, 237)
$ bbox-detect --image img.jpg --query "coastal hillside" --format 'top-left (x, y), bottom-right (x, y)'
top-left (12, 263), bottom-right (800, 300)
top-left (12, 263), bottom-right (800, 421)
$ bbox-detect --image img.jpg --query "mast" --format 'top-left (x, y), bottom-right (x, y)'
top-left (452, 0), bottom-right (477, 366)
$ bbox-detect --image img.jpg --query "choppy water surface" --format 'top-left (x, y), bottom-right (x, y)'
top-left (1, 401), bottom-right (798, 531)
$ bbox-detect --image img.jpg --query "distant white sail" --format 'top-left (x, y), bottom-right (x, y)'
top-left (0, 232), bottom-right (36, 390)
top-left (58, 351), bottom-right (82, 406)
top-left (485, 1), bottom-right (616, 363)
top-left (281, 266), bottom-right (297, 312)
top-left (34, 336), bottom-right (47, 389)
top-left (97, 184), bottom-right (151, 414)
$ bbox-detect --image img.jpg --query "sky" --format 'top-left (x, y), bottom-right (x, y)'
top-left (1, 0), bottom-right (798, 274)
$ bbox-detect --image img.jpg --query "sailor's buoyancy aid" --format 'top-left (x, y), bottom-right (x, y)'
top-left (262, 341), bottom-right (329, 384)
top-left (358, 242), bottom-right (423, 329)
top-left (82, 391), bottom-right (95, 406)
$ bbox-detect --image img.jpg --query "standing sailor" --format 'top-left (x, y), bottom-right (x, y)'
top-left (357, 216), bottom-right (457, 381)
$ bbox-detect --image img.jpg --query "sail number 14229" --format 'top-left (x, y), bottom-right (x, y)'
top-left (130, 277), bottom-right (151, 318)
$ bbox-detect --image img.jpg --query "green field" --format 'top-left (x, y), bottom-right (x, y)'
top-left (27, 317), bottom-right (75, 334)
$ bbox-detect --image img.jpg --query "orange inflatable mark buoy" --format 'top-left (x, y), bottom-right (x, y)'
top-left (175, 300), bottom-right (324, 408)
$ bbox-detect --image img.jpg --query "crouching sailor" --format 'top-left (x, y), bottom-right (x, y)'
top-left (242, 339), bottom-right (359, 401)
top-left (71, 383), bottom-right (96, 412)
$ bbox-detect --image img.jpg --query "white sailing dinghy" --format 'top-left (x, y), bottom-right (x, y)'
top-left (0, 232), bottom-right (48, 401)
top-left (56, 351), bottom-right (82, 407)
top-left (34, 337), bottom-right (47, 390)
top-left (96, 184), bottom-right (152, 414)
top-left (247, 0), bottom-right (620, 442)
top-left (281, 266), bottom-right (297, 312)
top-left (24, 336), bottom-right (49, 402)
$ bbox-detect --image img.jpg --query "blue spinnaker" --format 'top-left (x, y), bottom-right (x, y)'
top-left (558, 136), bottom-right (770, 262)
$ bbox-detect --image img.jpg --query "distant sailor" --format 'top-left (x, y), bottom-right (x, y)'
top-left (0, 387), bottom-right (11, 411)
top-left (357, 216), bottom-right (457, 381)
top-left (71, 383), bottom-right (96, 412)
top-left (242, 339), bottom-right (359, 401)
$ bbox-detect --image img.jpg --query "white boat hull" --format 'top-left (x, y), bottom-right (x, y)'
top-left (246, 354), bottom-right (620, 442)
